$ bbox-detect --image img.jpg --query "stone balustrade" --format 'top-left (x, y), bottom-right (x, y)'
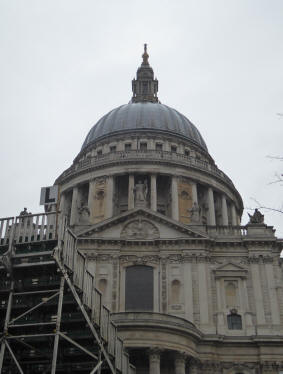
top-left (58, 150), bottom-right (235, 187)
top-left (0, 212), bottom-right (58, 248)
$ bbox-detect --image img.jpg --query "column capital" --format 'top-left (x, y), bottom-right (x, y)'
top-left (148, 347), bottom-right (161, 374)
top-left (174, 351), bottom-right (188, 362)
top-left (147, 346), bottom-right (162, 360)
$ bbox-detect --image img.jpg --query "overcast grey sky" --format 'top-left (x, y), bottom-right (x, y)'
top-left (0, 0), bottom-right (282, 234)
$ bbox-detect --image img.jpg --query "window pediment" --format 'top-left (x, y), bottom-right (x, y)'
top-left (214, 262), bottom-right (247, 278)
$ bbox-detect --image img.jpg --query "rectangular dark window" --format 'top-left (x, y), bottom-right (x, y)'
top-left (140, 142), bottom-right (147, 151)
top-left (110, 146), bottom-right (116, 152)
top-left (125, 143), bottom-right (132, 151)
top-left (227, 313), bottom-right (242, 330)
top-left (184, 149), bottom-right (190, 156)
top-left (97, 150), bottom-right (102, 156)
top-left (125, 265), bottom-right (153, 311)
top-left (156, 143), bottom-right (163, 151)
top-left (171, 145), bottom-right (177, 153)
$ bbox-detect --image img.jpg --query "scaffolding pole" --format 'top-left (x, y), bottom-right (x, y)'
top-left (54, 251), bottom-right (116, 374)
top-left (0, 281), bottom-right (14, 372)
top-left (51, 276), bottom-right (65, 374)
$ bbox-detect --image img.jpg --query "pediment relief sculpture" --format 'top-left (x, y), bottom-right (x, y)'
top-left (120, 218), bottom-right (159, 240)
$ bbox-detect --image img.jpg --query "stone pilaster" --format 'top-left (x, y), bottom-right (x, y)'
top-left (150, 174), bottom-right (157, 211)
top-left (148, 348), bottom-right (161, 374)
top-left (128, 174), bottom-right (135, 210)
top-left (184, 262), bottom-right (194, 322)
top-left (250, 260), bottom-right (265, 325)
top-left (221, 195), bottom-right (228, 226)
top-left (59, 191), bottom-right (66, 215)
top-left (265, 261), bottom-right (280, 325)
top-left (198, 261), bottom-right (209, 326)
top-left (171, 176), bottom-right (179, 221)
top-left (207, 187), bottom-right (216, 225)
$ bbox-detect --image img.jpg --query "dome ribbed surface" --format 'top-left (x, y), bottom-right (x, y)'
top-left (81, 103), bottom-right (208, 152)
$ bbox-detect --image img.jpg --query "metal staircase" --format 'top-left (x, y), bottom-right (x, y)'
top-left (0, 212), bottom-right (135, 374)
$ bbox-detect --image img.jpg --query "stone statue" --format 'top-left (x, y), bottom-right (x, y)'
top-left (19, 207), bottom-right (32, 224)
top-left (78, 203), bottom-right (90, 224)
top-left (189, 202), bottom-right (201, 223)
top-left (19, 207), bottom-right (29, 216)
top-left (134, 180), bottom-right (148, 206)
top-left (248, 209), bottom-right (264, 224)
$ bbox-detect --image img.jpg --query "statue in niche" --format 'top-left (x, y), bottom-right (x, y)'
top-left (78, 202), bottom-right (90, 224)
top-left (133, 179), bottom-right (148, 207)
top-left (248, 209), bottom-right (264, 224)
top-left (189, 202), bottom-right (201, 223)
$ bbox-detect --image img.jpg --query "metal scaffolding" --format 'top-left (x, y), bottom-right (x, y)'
top-left (0, 213), bottom-right (135, 374)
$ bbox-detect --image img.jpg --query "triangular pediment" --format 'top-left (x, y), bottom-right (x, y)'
top-left (215, 262), bottom-right (246, 272)
top-left (77, 208), bottom-right (208, 241)
top-left (214, 262), bottom-right (247, 278)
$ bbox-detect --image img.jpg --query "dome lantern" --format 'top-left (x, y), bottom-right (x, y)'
top-left (131, 44), bottom-right (159, 103)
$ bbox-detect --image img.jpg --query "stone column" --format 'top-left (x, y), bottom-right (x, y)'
top-left (128, 174), bottom-right (135, 210)
top-left (148, 349), bottom-right (161, 374)
top-left (207, 187), bottom-right (216, 225)
top-left (88, 180), bottom-right (96, 223)
top-left (171, 176), bottom-right (179, 221)
top-left (150, 174), bottom-right (157, 211)
top-left (70, 186), bottom-right (79, 226)
top-left (105, 176), bottom-right (114, 218)
top-left (191, 181), bottom-right (198, 205)
top-left (174, 352), bottom-right (186, 374)
top-left (221, 195), bottom-right (229, 226)
top-left (231, 203), bottom-right (237, 225)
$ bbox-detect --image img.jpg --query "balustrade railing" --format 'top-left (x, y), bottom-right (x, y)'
top-left (59, 228), bottom-right (134, 373)
top-left (206, 225), bottom-right (247, 237)
top-left (60, 150), bottom-right (234, 187)
top-left (0, 212), bottom-right (58, 247)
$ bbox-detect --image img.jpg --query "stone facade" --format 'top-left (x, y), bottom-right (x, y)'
top-left (55, 48), bottom-right (283, 373)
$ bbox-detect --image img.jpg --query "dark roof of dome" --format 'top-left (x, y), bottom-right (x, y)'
top-left (81, 102), bottom-right (208, 152)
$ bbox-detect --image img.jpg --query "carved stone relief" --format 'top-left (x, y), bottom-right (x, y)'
top-left (120, 255), bottom-right (160, 264)
top-left (120, 219), bottom-right (159, 240)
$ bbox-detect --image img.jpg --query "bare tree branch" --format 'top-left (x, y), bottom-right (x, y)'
top-left (246, 198), bottom-right (283, 214)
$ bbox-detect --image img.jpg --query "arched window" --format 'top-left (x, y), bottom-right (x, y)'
top-left (227, 310), bottom-right (242, 330)
top-left (171, 279), bottom-right (181, 304)
top-left (125, 265), bottom-right (153, 311)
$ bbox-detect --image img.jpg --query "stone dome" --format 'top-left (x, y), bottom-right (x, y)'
top-left (81, 102), bottom-right (208, 152)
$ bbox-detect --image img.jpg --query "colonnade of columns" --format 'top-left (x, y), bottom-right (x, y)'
top-left (62, 173), bottom-right (239, 226)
